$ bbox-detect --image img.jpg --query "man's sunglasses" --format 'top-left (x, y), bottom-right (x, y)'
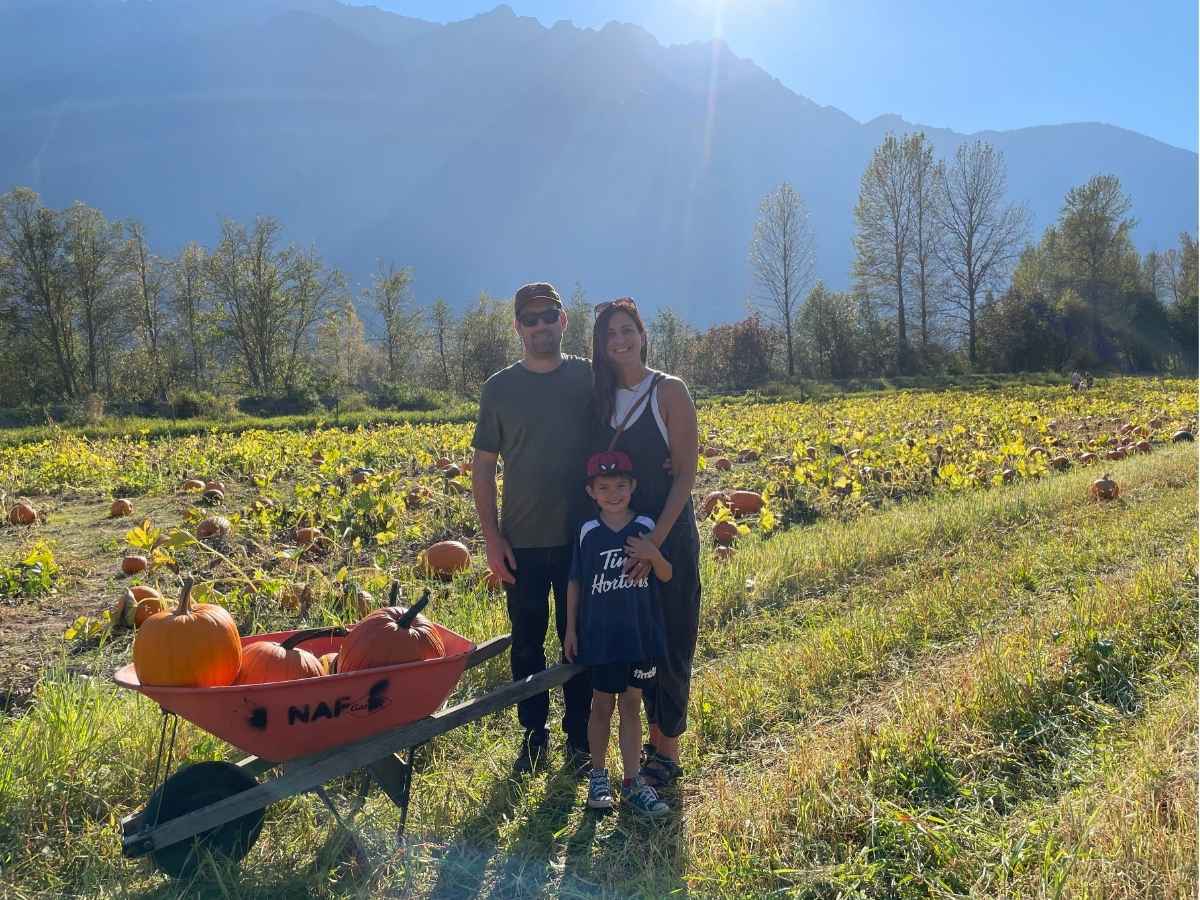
top-left (594, 297), bottom-right (637, 315)
top-left (518, 309), bottom-right (561, 327)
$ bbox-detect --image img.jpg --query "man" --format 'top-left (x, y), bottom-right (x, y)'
top-left (471, 282), bottom-right (594, 773)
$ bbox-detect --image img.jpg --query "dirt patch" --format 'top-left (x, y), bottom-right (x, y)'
top-left (0, 488), bottom-right (241, 709)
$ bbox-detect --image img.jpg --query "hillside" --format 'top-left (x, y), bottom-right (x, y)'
top-left (0, 0), bottom-right (1194, 322)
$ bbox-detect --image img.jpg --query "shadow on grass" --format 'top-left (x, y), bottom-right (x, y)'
top-left (557, 782), bottom-right (688, 898)
top-left (426, 768), bottom-right (530, 900)
top-left (481, 760), bottom-right (581, 900)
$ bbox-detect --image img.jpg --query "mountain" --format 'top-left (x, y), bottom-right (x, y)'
top-left (1, 1), bottom-right (1195, 324)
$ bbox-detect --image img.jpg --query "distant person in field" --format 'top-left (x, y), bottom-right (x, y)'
top-left (590, 298), bottom-right (700, 790)
top-left (1070, 370), bottom-right (1082, 391)
top-left (564, 450), bottom-right (671, 816)
top-left (471, 282), bottom-right (593, 774)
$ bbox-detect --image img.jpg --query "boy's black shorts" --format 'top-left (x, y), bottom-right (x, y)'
top-left (590, 661), bottom-right (658, 695)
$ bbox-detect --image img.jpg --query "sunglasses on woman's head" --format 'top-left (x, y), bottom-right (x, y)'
top-left (594, 297), bottom-right (637, 315)
top-left (519, 309), bottom-right (561, 327)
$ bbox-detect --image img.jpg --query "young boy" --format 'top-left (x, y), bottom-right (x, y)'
top-left (563, 450), bottom-right (672, 816)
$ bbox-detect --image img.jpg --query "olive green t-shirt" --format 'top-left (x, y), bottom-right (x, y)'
top-left (472, 355), bottom-right (594, 549)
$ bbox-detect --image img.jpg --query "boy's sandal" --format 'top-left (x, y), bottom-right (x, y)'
top-left (639, 752), bottom-right (683, 788)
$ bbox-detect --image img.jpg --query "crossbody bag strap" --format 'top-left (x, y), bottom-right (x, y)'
top-left (607, 372), bottom-right (665, 452)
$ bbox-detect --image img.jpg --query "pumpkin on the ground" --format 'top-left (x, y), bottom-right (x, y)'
top-left (1078, 452), bottom-right (1097, 465)
top-left (8, 501), bottom-right (37, 526)
top-left (1049, 455), bottom-right (1070, 471)
top-left (134, 593), bottom-right (168, 627)
top-left (1104, 448), bottom-right (1126, 461)
top-left (295, 526), bottom-right (324, 545)
top-left (1172, 429), bottom-right (1194, 443)
top-left (196, 516), bottom-right (231, 540)
top-left (204, 480), bottom-right (226, 494)
top-left (133, 577), bottom-right (242, 687)
top-left (713, 457), bottom-right (733, 472)
top-left (235, 631), bottom-right (325, 685)
top-left (729, 490), bottom-right (764, 516)
top-left (1089, 473), bottom-right (1120, 502)
top-left (339, 587), bottom-right (445, 672)
top-left (122, 554), bottom-right (149, 575)
top-left (712, 521), bottom-right (739, 546)
top-left (700, 491), bottom-right (730, 518)
top-left (180, 478), bottom-right (205, 492)
top-left (110, 498), bottom-right (134, 518)
top-left (421, 540), bottom-right (470, 578)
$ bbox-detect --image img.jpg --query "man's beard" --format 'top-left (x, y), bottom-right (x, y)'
top-left (528, 331), bottom-right (561, 355)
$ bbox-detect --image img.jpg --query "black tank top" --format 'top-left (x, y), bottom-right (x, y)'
top-left (596, 374), bottom-right (696, 536)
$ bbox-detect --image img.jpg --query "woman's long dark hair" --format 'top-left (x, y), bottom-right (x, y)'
top-left (591, 298), bottom-right (649, 428)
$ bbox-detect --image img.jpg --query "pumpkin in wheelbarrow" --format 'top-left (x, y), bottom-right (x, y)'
top-left (234, 629), bottom-right (325, 685)
top-left (339, 586), bottom-right (444, 672)
top-left (133, 577), bottom-right (242, 687)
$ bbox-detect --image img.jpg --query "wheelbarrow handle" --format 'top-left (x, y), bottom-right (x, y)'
top-left (280, 627), bottom-right (348, 651)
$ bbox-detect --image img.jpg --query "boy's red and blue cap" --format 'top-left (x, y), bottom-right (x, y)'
top-left (586, 450), bottom-right (634, 479)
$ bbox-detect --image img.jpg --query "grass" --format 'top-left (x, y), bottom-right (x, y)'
top-left (0, 446), bottom-right (1194, 898)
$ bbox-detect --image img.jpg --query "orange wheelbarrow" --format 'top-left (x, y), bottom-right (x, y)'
top-left (114, 600), bottom-right (582, 879)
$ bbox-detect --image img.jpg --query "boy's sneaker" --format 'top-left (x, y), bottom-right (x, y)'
top-left (586, 768), bottom-right (614, 809)
top-left (512, 728), bottom-right (549, 775)
top-left (621, 776), bottom-right (670, 817)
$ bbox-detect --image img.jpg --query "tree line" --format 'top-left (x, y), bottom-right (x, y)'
top-left (747, 135), bottom-right (1197, 385)
top-left (0, 136), bottom-right (1195, 415)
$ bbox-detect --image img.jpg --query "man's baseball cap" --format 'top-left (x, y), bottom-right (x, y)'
top-left (586, 450), bottom-right (635, 480)
top-left (514, 282), bottom-right (563, 318)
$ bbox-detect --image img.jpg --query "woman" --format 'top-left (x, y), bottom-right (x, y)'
top-left (590, 297), bottom-right (700, 789)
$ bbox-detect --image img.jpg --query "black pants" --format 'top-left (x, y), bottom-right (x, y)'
top-left (504, 545), bottom-right (591, 748)
top-left (643, 517), bottom-right (702, 738)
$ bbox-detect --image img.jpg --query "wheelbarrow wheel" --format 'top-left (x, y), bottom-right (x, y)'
top-left (144, 761), bottom-right (266, 879)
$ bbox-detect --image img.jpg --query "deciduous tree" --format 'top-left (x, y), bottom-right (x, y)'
top-left (935, 140), bottom-right (1028, 366)
top-left (749, 182), bottom-right (815, 377)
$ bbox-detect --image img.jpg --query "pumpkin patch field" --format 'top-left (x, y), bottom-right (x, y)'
top-left (0, 377), bottom-right (1196, 899)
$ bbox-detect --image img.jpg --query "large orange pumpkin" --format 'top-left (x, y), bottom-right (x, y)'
top-left (133, 577), bottom-right (242, 687)
top-left (339, 588), bottom-right (445, 672)
top-left (421, 540), bottom-right (470, 578)
top-left (234, 628), bottom-right (336, 685)
top-left (110, 498), bottom-right (134, 518)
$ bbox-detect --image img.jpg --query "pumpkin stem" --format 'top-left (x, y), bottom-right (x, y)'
top-left (388, 580), bottom-right (402, 608)
top-left (177, 575), bottom-right (195, 615)
top-left (280, 626), bottom-right (348, 651)
top-left (396, 588), bottom-right (431, 628)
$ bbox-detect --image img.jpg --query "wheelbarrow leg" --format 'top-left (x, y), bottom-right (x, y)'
top-left (367, 746), bottom-right (418, 845)
top-left (313, 785), bottom-right (369, 870)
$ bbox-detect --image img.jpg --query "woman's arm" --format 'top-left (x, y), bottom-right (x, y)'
top-left (648, 376), bottom-right (698, 545)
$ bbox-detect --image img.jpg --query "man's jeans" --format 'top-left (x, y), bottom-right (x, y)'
top-left (504, 545), bottom-right (591, 748)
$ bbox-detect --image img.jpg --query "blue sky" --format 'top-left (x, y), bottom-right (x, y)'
top-left (371, 0), bottom-right (1198, 152)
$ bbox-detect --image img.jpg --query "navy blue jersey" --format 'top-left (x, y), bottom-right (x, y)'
top-left (569, 514), bottom-right (668, 666)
